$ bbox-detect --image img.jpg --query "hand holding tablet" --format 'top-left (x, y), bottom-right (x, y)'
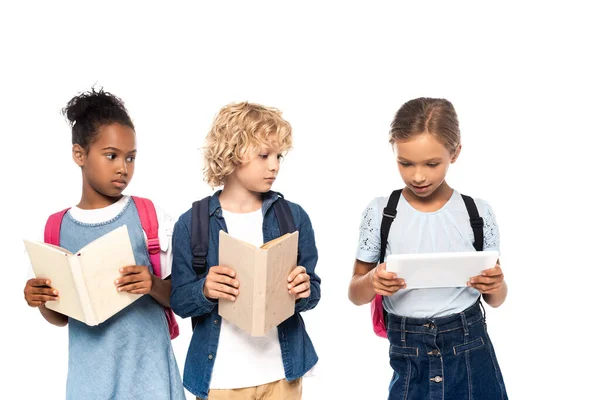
top-left (385, 251), bottom-right (500, 289)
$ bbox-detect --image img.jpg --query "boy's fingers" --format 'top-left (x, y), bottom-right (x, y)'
top-left (212, 266), bottom-right (237, 278)
top-left (211, 274), bottom-right (239, 288)
top-left (208, 289), bottom-right (237, 302)
top-left (289, 282), bottom-right (310, 294)
top-left (209, 283), bottom-right (239, 297)
top-left (287, 266), bottom-right (306, 282)
top-left (288, 273), bottom-right (309, 288)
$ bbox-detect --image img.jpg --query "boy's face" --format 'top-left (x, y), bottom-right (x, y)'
top-left (230, 143), bottom-right (283, 193)
top-left (392, 132), bottom-right (460, 198)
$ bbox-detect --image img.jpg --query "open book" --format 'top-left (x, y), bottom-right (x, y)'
top-left (218, 230), bottom-right (299, 336)
top-left (23, 225), bottom-right (141, 326)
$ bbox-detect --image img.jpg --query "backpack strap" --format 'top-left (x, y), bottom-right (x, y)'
top-left (131, 196), bottom-right (162, 277)
top-left (191, 196), bottom-right (211, 276)
top-left (131, 196), bottom-right (180, 340)
top-left (273, 194), bottom-right (296, 235)
top-left (44, 209), bottom-right (70, 245)
top-left (460, 194), bottom-right (484, 252)
top-left (190, 196), bottom-right (211, 331)
top-left (379, 189), bottom-right (403, 263)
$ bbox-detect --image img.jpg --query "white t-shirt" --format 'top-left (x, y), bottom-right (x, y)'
top-left (26, 195), bottom-right (175, 279)
top-left (209, 207), bottom-right (286, 390)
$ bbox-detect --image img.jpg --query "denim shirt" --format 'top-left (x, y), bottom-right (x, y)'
top-left (170, 191), bottom-right (320, 399)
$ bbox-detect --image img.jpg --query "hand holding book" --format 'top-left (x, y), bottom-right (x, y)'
top-left (287, 266), bottom-right (310, 300)
top-left (24, 278), bottom-right (60, 308)
top-left (115, 265), bottom-right (155, 295)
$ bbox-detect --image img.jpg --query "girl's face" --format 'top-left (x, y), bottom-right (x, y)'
top-left (74, 123), bottom-right (137, 199)
top-left (228, 142), bottom-right (283, 194)
top-left (392, 132), bottom-right (461, 198)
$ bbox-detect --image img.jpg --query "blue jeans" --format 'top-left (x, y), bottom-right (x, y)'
top-left (387, 299), bottom-right (507, 400)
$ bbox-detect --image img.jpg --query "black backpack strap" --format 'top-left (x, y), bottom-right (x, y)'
top-left (379, 189), bottom-right (403, 263)
top-left (191, 196), bottom-right (211, 275)
top-left (461, 194), bottom-right (484, 252)
top-left (273, 194), bottom-right (296, 235)
top-left (190, 196), bottom-right (211, 330)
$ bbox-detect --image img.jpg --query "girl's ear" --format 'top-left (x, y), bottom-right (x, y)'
top-left (450, 144), bottom-right (462, 164)
top-left (72, 144), bottom-right (85, 167)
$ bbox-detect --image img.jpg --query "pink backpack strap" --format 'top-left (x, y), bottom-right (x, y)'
top-left (131, 196), bottom-right (180, 340)
top-left (44, 209), bottom-right (70, 245)
top-left (132, 196), bottom-right (162, 278)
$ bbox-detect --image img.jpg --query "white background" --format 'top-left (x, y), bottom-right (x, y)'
top-left (2, 1), bottom-right (599, 399)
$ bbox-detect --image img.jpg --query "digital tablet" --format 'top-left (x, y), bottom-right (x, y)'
top-left (385, 251), bottom-right (499, 289)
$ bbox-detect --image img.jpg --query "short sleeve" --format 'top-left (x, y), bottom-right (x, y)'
top-left (155, 204), bottom-right (175, 279)
top-left (480, 200), bottom-right (500, 253)
top-left (355, 198), bottom-right (383, 263)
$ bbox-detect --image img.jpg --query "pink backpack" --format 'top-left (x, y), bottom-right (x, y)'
top-left (44, 196), bottom-right (180, 340)
top-left (371, 189), bottom-right (484, 338)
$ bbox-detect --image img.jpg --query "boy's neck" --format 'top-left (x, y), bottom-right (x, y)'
top-left (219, 182), bottom-right (263, 213)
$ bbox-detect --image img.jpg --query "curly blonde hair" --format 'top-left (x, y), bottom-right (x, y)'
top-left (203, 102), bottom-right (293, 188)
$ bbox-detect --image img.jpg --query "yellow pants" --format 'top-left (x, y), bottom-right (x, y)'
top-left (203, 378), bottom-right (302, 400)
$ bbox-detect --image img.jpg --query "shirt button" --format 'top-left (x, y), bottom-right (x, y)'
top-left (430, 376), bottom-right (443, 383)
top-left (213, 319), bottom-right (219, 325)
top-left (208, 354), bottom-right (213, 360)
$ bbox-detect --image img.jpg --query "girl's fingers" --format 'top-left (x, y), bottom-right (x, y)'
top-left (117, 282), bottom-right (148, 292)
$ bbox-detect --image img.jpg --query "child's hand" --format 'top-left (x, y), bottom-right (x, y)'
top-left (468, 263), bottom-right (504, 294)
top-left (115, 266), bottom-right (154, 295)
top-left (203, 266), bottom-right (239, 302)
top-left (370, 263), bottom-right (406, 296)
top-left (287, 266), bottom-right (310, 300)
top-left (24, 278), bottom-right (59, 307)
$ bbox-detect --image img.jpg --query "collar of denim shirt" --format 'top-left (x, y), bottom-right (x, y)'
top-left (208, 190), bottom-right (282, 218)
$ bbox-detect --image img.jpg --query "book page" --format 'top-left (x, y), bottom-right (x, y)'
top-left (261, 231), bottom-right (298, 334)
top-left (218, 230), bottom-right (258, 335)
top-left (260, 232), bottom-right (293, 249)
top-left (77, 225), bottom-right (141, 325)
top-left (23, 240), bottom-right (85, 322)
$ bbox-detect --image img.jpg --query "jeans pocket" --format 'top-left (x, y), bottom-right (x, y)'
top-left (453, 337), bottom-right (485, 355)
top-left (390, 345), bottom-right (419, 357)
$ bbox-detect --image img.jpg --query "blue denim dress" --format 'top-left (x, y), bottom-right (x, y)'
top-left (59, 198), bottom-right (185, 400)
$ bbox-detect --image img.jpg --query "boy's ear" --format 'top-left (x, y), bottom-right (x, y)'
top-left (450, 144), bottom-right (462, 163)
top-left (72, 144), bottom-right (86, 167)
